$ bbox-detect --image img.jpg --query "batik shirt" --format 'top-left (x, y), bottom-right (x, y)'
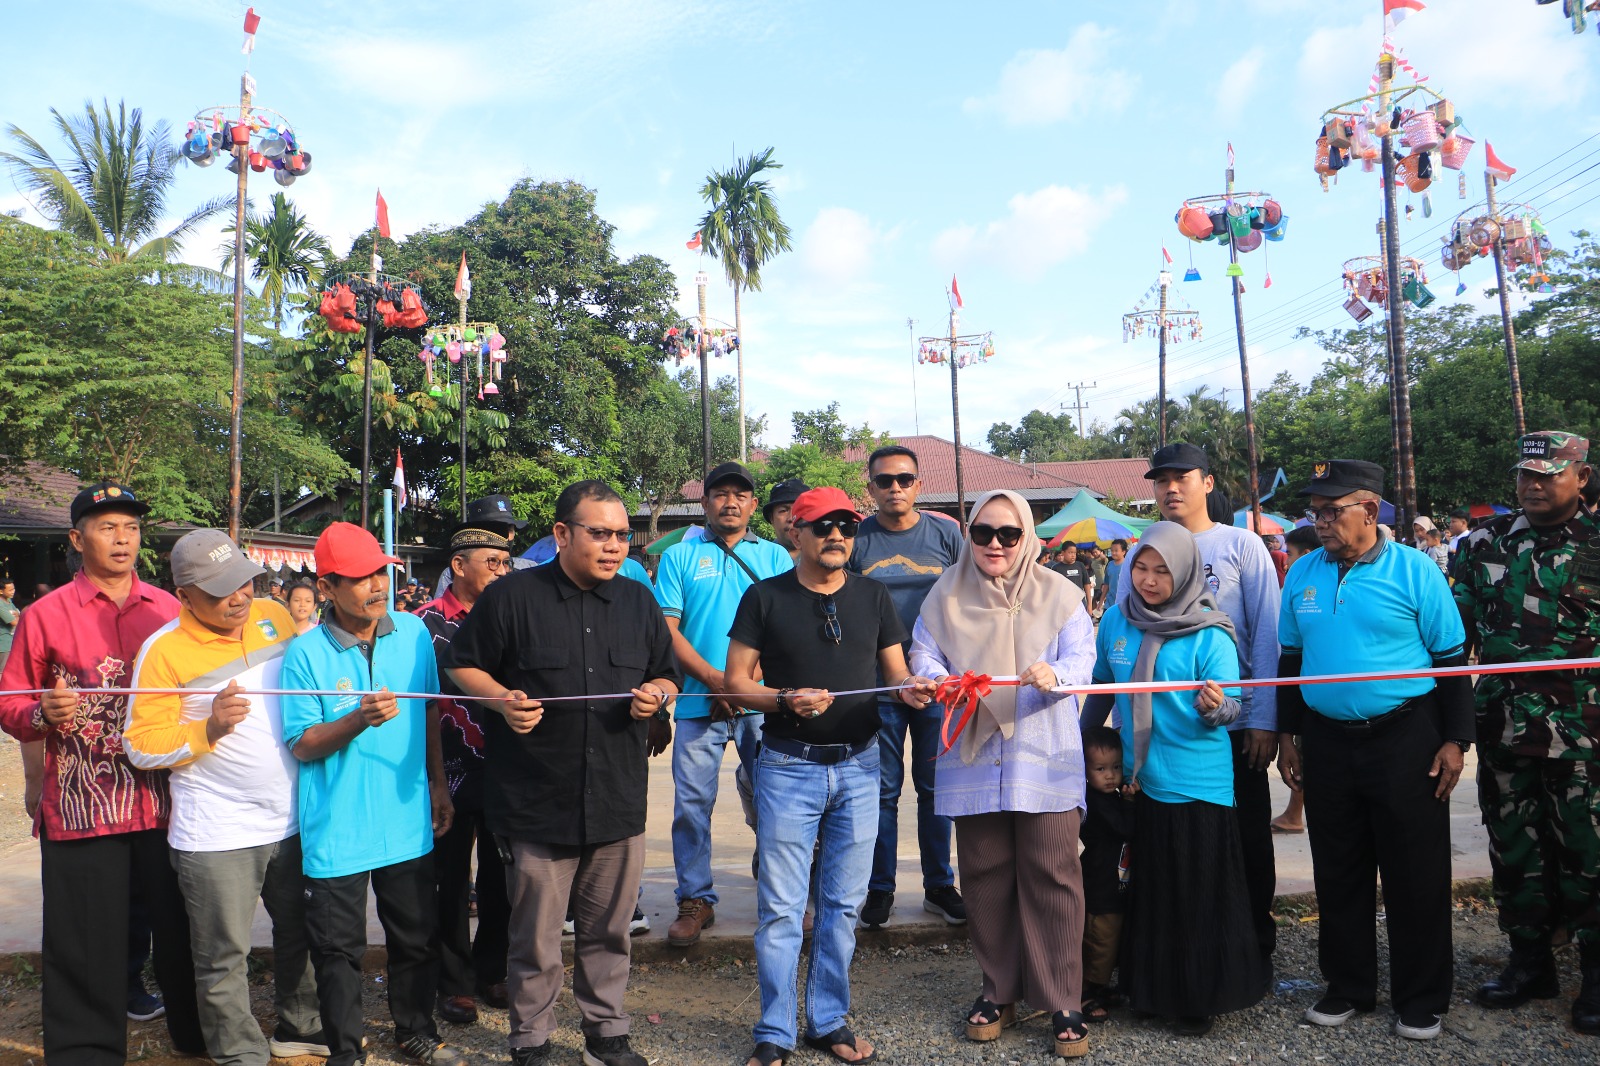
top-left (415, 589), bottom-right (487, 809)
top-left (1454, 508), bottom-right (1600, 759)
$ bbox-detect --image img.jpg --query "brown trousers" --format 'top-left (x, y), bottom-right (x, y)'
top-left (506, 835), bottom-right (644, 1048)
top-left (955, 810), bottom-right (1085, 1013)
top-left (1082, 912), bottom-right (1124, 987)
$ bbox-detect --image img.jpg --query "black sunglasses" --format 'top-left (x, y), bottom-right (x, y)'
top-left (969, 523), bottom-right (1024, 548)
top-left (870, 472), bottom-right (918, 490)
top-left (804, 517), bottom-right (860, 538)
top-left (817, 594), bottom-right (842, 645)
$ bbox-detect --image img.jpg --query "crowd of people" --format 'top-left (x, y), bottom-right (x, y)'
top-left (2, 427), bottom-right (1598, 1065)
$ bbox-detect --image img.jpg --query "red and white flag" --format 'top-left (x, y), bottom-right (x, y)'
top-left (454, 252), bottom-right (471, 301)
top-left (686, 231), bottom-right (702, 251)
top-left (949, 274), bottom-right (964, 309)
top-left (1162, 246), bottom-right (1173, 264)
top-left (1227, 142), bottom-right (1235, 169)
top-left (1485, 142), bottom-right (1517, 182)
top-left (1384, 0), bottom-right (1425, 31)
top-left (242, 7), bottom-right (261, 53)
top-left (393, 448), bottom-right (407, 513)
top-left (375, 190), bottom-right (392, 240)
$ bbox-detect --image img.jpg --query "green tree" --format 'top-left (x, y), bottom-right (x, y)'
top-left (696, 147), bottom-right (793, 462)
top-left (221, 192), bottom-right (331, 331)
top-left (789, 402), bottom-right (885, 456)
top-left (987, 409), bottom-right (1081, 462)
top-left (614, 370), bottom-right (750, 541)
top-left (1, 99), bottom-right (229, 265)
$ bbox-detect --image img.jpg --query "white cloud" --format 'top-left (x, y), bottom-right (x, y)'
top-left (608, 203), bottom-right (660, 236)
top-left (797, 207), bottom-right (878, 283)
top-left (1216, 48), bottom-right (1265, 123)
top-left (931, 184), bottom-right (1129, 279)
top-left (963, 24), bottom-right (1136, 126)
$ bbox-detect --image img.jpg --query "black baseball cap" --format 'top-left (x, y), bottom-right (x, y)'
top-left (1298, 459), bottom-right (1385, 498)
top-left (70, 482), bottom-right (153, 526)
top-left (705, 462), bottom-right (756, 493)
top-left (1144, 442), bottom-right (1210, 479)
top-left (459, 494), bottom-right (527, 531)
top-left (762, 478), bottom-right (810, 520)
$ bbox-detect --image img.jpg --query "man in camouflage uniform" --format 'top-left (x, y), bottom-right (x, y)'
top-left (1455, 430), bottom-right (1600, 1035)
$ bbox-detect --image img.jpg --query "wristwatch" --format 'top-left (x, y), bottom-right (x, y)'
top-left (1450, 739), bottom-right (1471, 753)
top-left (775, 688), bottom-right (795, 714)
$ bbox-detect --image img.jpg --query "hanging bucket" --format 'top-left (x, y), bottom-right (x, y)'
top-left (1235, 228), bottom-right (1263, 253)
top-left (1263, 215), bottom-right (1289, 241)
top-left (1344, 296), bottom-right (1373, 322)
top-left (1440, 134), bottom-right (1474, 170)
top-left (1261, 199), bottom-right (1283, 226)
top-left (1401, 111), bottom-right (1442, 151)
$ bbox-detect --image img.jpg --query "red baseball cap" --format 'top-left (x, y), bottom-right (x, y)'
top-left (314, 522), bottom-right (402, 579)
top-left (791, 486), bottom-right (864, 524)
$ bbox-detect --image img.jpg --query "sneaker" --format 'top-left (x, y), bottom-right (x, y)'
top-left (1304, 996), bottom-right (1366, 1026)
top-left (270, 1027), bottom-right (332, 1057)
top-left (629, 905), bottom-right (650, 936)
top-left (563, 917), bottom-right (576, 935)
top-left (510, 1044), bottom-right (551, 1065)
top-left (583, 1034), bottom-right (647, 1066)
top-left (398, 1036), bottom-right (467, 1066)
top-left (924, 885), bottom-right (967, 925)
top-left (127, 989), bottom-right (166, 1022)
top-left (666, 897), bottom-right (715, 946)
top-left (859, 889), bottom-right (894, 929)
top-left (1394, 1010), bottom-right (1443, 1040)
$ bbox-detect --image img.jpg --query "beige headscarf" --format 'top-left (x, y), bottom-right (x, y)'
top-left (918, 489), bottom-right (1084, 763)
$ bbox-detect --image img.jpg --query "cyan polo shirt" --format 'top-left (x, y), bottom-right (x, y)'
top-left (653, 532), bottom-right (792, 719)
top-left (281, 611), bottom-right (438, 878)
top-left (1278, 533), bottom-right (1464, 720)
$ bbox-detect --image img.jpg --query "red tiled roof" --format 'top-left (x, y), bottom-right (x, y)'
top-left (1034, 459), bottom-right (1155, 504)
top-left (842, 435), bottom-right (1091, 500)
top-left (0, 460), bottom-right (82, 530)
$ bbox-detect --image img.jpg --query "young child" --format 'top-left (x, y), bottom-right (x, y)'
top-left (1080, 725), bottom-right (1132, 1020)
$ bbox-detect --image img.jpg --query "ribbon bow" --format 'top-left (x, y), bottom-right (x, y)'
top-left (935, 671), bottom-right (1021, 756)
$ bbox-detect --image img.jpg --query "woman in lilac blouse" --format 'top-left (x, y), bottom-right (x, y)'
top-left (910, 489), bottom-right (1096, 1059)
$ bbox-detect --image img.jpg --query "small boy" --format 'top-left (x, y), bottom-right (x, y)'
top-left (1080, 726), bottom-right (1132, 1019)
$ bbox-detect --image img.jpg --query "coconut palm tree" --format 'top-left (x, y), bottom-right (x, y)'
top-left (221, 192), bottom-right (332, 332)
top-left (2, 99), bottom-right (230, 264)
top-left (696, 146), bottom-right (793, 461)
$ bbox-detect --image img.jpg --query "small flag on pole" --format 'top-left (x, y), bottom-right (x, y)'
top-left (393, 449), bottom-right (407, 514)
top-left (1227, 142), bottom-right (1235, 169)
top-left (454, 252), bottom-right (471, 301)
top-left (1485, 143), bottom-right (1517, 182)
top-left (242, 7), bottom-right (261, 53)
top-left (686, 231), bottom-right (702, 251)
top-left (1162, 246), bottom-right (1173, 264)
top-left (375, 190), bottom-right (392, 240)
top-left (1384, 0), bottom-right (1425, 31)
top-left (949, 275), bottom-right (964, 309)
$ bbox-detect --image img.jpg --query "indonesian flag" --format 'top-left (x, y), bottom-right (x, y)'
top-left (375, 190), bottom-right (391, 240)
top-left (1162, 246), bottom-right (1173, 264)
top-left (686, 231), bottom-right (702, 251)
top-left (393, 448), bottom-right (407, 513)
top-left (1485, 142), bottom-right (1517, 182)
top-left (242, 7), bottom-right (260, 53)
top-left (454, 252), bottom-right (471, 301)
top-left (1227, 142), bottom-right (1235, 169)
top-left (949, 274), bottom-right (963, 309)
top-left (1384, 0), bottom-right (1424, 31)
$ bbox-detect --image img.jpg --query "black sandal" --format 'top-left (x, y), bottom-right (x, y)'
top-left (965, 997), bottom-right (1016, 1041)
top-left (803, 1025), bottom-right (877, 1064)
top-left (747, 1040), bottom-right (789, 1065)
top-left (1053, 1010), bottom-right (1091, 1058)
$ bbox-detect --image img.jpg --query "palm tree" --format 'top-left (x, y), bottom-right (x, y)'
top-left (2, 99), bottom-right (230, 263)
top-left (221, 192), bottom-right (332, 331)
top-left (696, 147), bottom-right (793, 461)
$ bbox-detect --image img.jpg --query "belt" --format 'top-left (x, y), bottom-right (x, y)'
top-left (762, 735), bottom-right (875, 765)
top-left (1315, 696), bottom-right (1424, 737)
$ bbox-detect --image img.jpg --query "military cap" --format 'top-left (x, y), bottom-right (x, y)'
top-left (1513, 430), bottom-right (1590, 475)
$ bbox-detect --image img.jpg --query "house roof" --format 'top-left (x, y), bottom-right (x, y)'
top-left (1033, 458), bottom-right (1155, 504)
top-left (0, 460), bottom-right (85, 531)
top-left (842, 435), bottom-right (1095, 501)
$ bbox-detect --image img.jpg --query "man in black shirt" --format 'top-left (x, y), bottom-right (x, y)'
top-left (1048, 542), bottom-right (1094, 602)
top-left (725, 487), bottom-right (935, 1066)
top-left (445, 480), bottom-right (679, 1066)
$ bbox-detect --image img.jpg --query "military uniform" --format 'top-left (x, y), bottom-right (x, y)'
top-left (1455, 432), bottom-right (1600, 951)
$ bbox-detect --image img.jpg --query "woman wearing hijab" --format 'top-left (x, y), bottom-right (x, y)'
top-left (911, 489), bottom-right (1097, 1059)
top-left (1083, 522), bottom-right (1268, 1035)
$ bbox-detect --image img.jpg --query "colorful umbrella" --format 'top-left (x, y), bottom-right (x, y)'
top-left (1467, 503), bottom-right (1512, 520)
top-left (645, 524), bottom-right (703, 556)
top-left (1044, 517), bottom-right (1139, 549)
top-left (1233, 509), bottom-right (1293, 535)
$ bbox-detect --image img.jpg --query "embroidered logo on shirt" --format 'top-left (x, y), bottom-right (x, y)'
top-left (1296, 585), bottom-right (1322, 615)
top-left (336, 677), bottom-right (353, 692)
top-left (256, 618), bottom-right (278, 640)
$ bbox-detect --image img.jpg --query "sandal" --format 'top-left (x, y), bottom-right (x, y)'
top-left (965, 997), bottom-right (1016, 1042)
top-left (747, 1041), bottom-right (789, 1066)
top-left (803, 1025), bottom-right (877, 1064)
top-left (1053, 1010), bottom-right (1091, 1058)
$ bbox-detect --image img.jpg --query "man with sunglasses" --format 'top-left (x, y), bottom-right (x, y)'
top-left (446, 480), bottom-right (678, 1066)
top-left (655, 461), bottom-right (794, 946)
top-left (1275, 460), bottom-right (1470, 1042)
top-left (846, 444), bottom-right (966, 930)
top-left (725, 486), bottom-right (937, 1066)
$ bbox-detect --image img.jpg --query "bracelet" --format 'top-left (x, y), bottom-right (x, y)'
top-left (775, 688), bottom-right (795, 714)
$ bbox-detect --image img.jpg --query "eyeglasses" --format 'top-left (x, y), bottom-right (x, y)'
top-left (969, 524), bottom-right (1025, 548)
top-left (480, 555), bottom-right (512, 572)
top-left (804, 517), bottom-right (860, 538)
top-left (1303, 501), bottom-right (1367, 525)
top-left (817, 594), bottom-right (842, 645)
top-left (870, 472), bottom-right (918, 490)
top-left (565, 523), bottom-right (634, 544)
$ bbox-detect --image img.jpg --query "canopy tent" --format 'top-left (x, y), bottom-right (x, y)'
top-left (1036, 494), bottom-right (1153, 543)
top-left (644, 524), bottom-right (706, 556)
top-left (1234, 509), bottom-right (1297, 535)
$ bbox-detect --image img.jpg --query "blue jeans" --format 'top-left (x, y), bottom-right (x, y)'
top-left (870, 700), bottom-right (955, 893)
top-left (752, 743), bottom-right (879, 1050)
top-left (671, 714), bottom-right (762, 905)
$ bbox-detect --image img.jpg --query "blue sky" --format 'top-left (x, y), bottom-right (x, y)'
top-left (4, 0), bottom-right (1598, 450)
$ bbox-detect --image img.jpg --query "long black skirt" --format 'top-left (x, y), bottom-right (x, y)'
top-left (1120, 792), bottom-right (1270, 1018)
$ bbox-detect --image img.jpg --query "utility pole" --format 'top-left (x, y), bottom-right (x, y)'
top-left (1377, 54), bottom-right (1417, 535)
top-left (907, 317), bottom-right (920, 437)
top-left (1485, 171), bottom-right (1527, 436)
top-left (949, 305), bottom-right (965, 528)
top-left (1123, 267), bottom-right (1198, 453)
top-left (1064, 381), bottom-right (1097, 437)
top-left (1225, 161), bottom-right (1265, 536)
top-left (918, 299), bottom-right (995, 532)
top-left (1157, 277), bottom-right (1169, 450)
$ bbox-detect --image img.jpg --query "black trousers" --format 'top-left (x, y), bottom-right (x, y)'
top-left (434, 807), bottom-right (509, 995)
top-left (39, 827), bottom-right (204, 1065)
top-left (1302, 705), bottom-right (1453, 1016)
top-left (1231, 730), bottom-right (1278, 959)
top-left (305, 854), bottom-right (439, 1066)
